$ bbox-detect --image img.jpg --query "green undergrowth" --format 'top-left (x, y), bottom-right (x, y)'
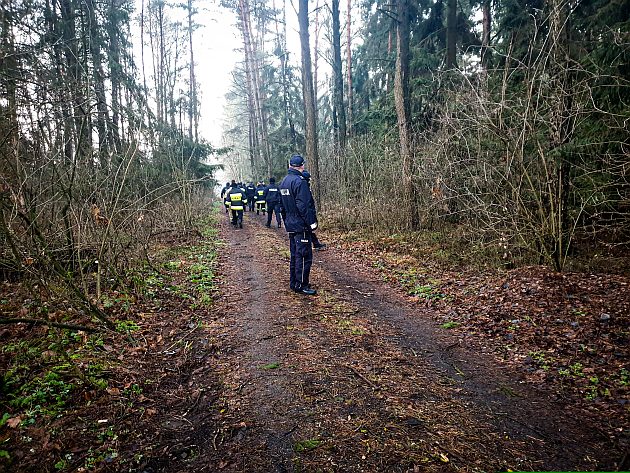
top-left (0, 211), bottom-right (223, 471)
top-left (161, 214), bottom-right (222, 308)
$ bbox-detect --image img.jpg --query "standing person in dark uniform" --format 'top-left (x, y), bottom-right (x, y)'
top-left (255, 182), bottom-right (267, 215)
top-left (227, 180), bottom-right (246, 228)
top-left (279, 155), bottom-right (318, 296)
top-left (245, 182), bottom-right (256, 212)
top-left (264, 177), bottom-right (282, 228)
top-left (301, 170), bottom-right (327, 250)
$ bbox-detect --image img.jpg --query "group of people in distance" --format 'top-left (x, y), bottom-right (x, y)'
top-left (219, 154), bottom-right (325, 296)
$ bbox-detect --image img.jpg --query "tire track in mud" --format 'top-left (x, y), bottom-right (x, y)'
top-left (316, 253), bottom-right (620, 470)
top-left (199, 211), bottom-right (620, 472)
top-left (211, 211), bottom-right (305, 472)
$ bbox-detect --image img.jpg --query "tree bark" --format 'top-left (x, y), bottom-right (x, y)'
top-left (86, 0), bottom-right (110, 158)
top-left (346, 0), bottom-right (353, 136)
top-left (60, 0), bottom-right (90, 162)
top-left (187, 0), bottom-right (199, 142)
top-left (332, 0), bottom-right (346, 152)
top-left (446, 0), bottom-right (457, 68)
top-left (238, 0), bottom-right (271, 176)
top-left (480, 0), bottom-right (491, 69)
top-left (298, 0), bottom-right (321, 204)
top-left (394, 0), bottom-right (417, 229)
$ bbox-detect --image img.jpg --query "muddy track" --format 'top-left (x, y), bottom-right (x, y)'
top-left (183, 210), bottom-right (621, 472)
top-left (319, 253), bottom-right (618, 468)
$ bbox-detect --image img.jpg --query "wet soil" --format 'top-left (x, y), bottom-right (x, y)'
top-left (2, 210), bottom-right (626, 472)
top-left (181, 210), bottom-right (623, 472)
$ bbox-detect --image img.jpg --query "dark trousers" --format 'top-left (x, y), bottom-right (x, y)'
top-left (266, 202), bottom-right (282, 227)
top-left (311, 232), bottom-right (321, 247)
top-left (289, 232), bottom-right (313, 290)
top-left (248, 199), bottom-right (255, 211)
top-left (256, 202), bottom-right (266, 214)
top-left (231, 209), bottom-right (243, 225)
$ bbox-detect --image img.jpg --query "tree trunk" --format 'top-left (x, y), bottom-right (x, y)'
top-left (313, 0), bottom-right (320, 117)
top-left (239, 0), bottom-right (270, 175)
top-left (446, 0), bottom-right (457, 68)
top-left (0, 2), bottom-right (19, 171)
top-left (480, 0), bottom-right (491, 69)
top-left (394, 0), bottom-right (417, 229)
top-left (548, 0), bottom-right (574, 270)
top-left (346, 0), bottom-right (353, 136)
top-left (45, 0), bottom-right (74, 163)
top-left (86, 0), bottom-right (110, 159)
top-left (332, 0), bottom-right (346, 152)
top-left (298, 0), bottom-right (320, 205)
top-left (280, 0), bottom-right (297, 147)
top-left (187, 0), bottom-right (199, 142)
top-left (60, 0), bottom-right (90, 163)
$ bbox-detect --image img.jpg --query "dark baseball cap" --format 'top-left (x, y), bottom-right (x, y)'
top-left (289, 154), bottom-right (305, 166)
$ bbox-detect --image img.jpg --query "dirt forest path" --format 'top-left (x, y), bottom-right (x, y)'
top-left (184, 209), bottom-right (620, 472)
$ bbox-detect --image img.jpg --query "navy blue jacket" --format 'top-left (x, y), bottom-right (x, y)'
top-left (279, 168), bottom-right (317, 233)
top-left (264, 182), bottom-right (281, 205)
top-left (245, 184), bottom-right (256, 200)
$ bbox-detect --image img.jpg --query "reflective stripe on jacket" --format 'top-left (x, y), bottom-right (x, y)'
top-left (228, 188), bottom-right (245, 210)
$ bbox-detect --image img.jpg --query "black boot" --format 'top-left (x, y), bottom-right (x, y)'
top-left (294, 287), bottom-right (317, 295)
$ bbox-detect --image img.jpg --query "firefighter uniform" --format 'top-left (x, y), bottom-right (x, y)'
top-left (255, 183), bottom-right (266, 215)
top-left (227, 182), bottom-right (246, 228)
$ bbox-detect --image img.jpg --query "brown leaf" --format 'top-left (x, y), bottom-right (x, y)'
top-left (7, 416), bottom-right (21, 428)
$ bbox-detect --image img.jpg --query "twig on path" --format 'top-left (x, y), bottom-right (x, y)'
top-left (183, 388), bottom-right (205, 417)
top-left (162, 323), bottom-right (200, 354)
top-left (434, 442), bottom-right (465, 465)
top-left (354, 288), bottom-right (373, 297)
top-left (345, 364), bottom-right (379, 390)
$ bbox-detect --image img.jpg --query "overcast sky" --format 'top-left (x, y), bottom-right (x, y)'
top-left (193, 0), bottom-right (306, 144)
top-left (131, 0), bottom-right (325, 183)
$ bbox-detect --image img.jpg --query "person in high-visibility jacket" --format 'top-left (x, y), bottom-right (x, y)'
top-left (255, 182), bottom-right (266, 215)
top-left (227, 180), bottom-right (246, 228)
